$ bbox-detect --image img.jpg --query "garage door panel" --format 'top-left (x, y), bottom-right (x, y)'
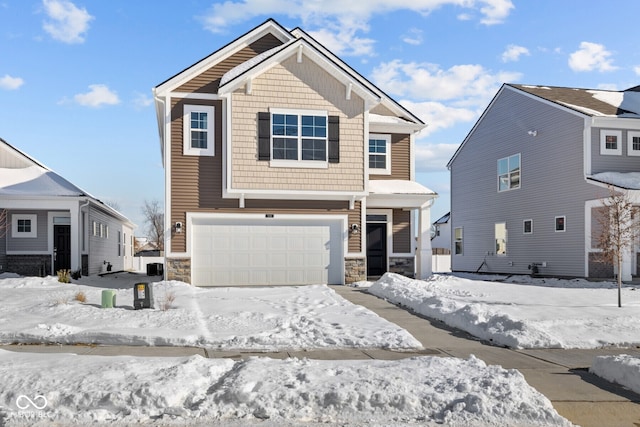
top-left (192, 218), bottom-right (343, 286)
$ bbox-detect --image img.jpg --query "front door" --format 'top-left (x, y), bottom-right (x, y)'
top-left (54, 225), bottom-right (71, 273)
top-left (366, 222), bottom-right (387, 277)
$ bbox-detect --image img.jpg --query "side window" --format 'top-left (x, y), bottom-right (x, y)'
top-left (183, 104), bottom-right (215, 156)
top-left (497, 154), bottom-right (521, 192)
top-left (495, 222), bottom-right (507, 255)
top-left (600, 130), bottom-right (621, 155)
top-left (555, 216), bottom-right (566, 232)
top-left (454, 227), bottom-right (463, 255)
top-left (523, 219), bottom-right (533, 234)
top-left (368, 134), bottom-right (391, 175)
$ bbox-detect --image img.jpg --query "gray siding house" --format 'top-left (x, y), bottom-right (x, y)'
top-left (0, 138), bottom-right (135, 276)
top-left (447, 84), bottom-right (640, 279)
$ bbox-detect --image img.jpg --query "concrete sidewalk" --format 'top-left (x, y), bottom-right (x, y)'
top-left (2, 285), bottom-right (640, 426)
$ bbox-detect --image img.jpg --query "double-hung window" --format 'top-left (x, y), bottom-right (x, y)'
top-left (628, 131), bottom-right (640, 156)
top-left (271, 110), bottom-right (327, 166)
top-left (600, 130), bottom-right (622, 155)
top-left (495, 222), bottom-right (507, 255)
top-left (369, 134), bottom-right (391, 175)
top-left (497, 154), bottom-right (521, 192)
top-left (454, 227), bottom-right (463, 255)
top-left (183, 104), bottom-right (215, 156)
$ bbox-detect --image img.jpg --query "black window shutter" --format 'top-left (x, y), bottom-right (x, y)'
top-left (328, 115), bottom-right (340, 163)
top-left (258, 112), bottom-right (270, 161)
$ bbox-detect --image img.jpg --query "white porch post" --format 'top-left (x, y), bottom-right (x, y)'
top-left (416, 202), bottom-right (432, 279)
top-left (69, 203), bottom-right (80, 272)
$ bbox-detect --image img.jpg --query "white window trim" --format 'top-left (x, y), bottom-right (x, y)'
top-left (600, 129), bottom-right (622, 155)
top-left (183, 104), bottom-right (215, 156)
top-left (368, 133), bottom-right (391, 175)
top-left (454, 226), bottom-right (463, 255)
top-left (627, 131), bottom-right (640, 156)
top-left (555, 215), bottom-right (566, 233)
top-left (269, 108), bottom-right (328, 169)
top-left (12, 214), bottom-right (37, 238)
top-left (497, 153), bottom-right (521, 192)
top-left (523, 219), bottom-right (533, 234)
top-left (495, 222), bottom-right (507, 256)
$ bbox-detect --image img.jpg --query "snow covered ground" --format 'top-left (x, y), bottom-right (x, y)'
top-left (591, 354), bottom-right (640, 395)
top-left (0, 273), bottom-right (419, 350)
top-left (366, 273), bottom-right (640, 349)
top-left (7, 271), bottom-right (635, 425)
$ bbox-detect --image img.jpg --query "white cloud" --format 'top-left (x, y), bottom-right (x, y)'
top-left (501, 44), bottom-right (529, 62)
top-left (568, 42), bottom-right (617, 72)
top-left (634, 66), bottom-right (640, 76)
top-left (73, 84), bottom-right (120, 108)
top-left (402, 28), bottom-right (423, 46)
top-left (307, 19), bottom-right (375, 57)
top-left (414, 142), bottom-right (460, 172)
top-left (42, 0), bottom-right (93, 44)
top-left (132, 92), bottom-right (153, 109)
top-left (201, 1), bottom-right (514, 48)
top-left (0, 74), bottom-right (24, 90)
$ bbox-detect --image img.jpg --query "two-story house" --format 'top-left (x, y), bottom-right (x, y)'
top-left (448, 83), bottom-right (640, 280)
top-left (153, 19), bottom-right (436, 286)
top-left (0, 138), bottom-right (135, 276)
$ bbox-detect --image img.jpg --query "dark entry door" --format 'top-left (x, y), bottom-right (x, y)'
top-left (54, 225), bottom-right (71, 273)
top-left (366, 222), bottom-right (387, 277)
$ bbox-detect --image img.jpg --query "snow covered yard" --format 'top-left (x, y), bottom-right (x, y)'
top-left (591, 354), bottom-right (640, 395)
top-left (0, 273), bottom-right (419, 350)
top-left (367, 273), bottom-right (640, 349)
top-left (0, 350), bottom-right (572, 426)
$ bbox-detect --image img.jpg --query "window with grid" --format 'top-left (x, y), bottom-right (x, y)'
top-left (183, 104), bottom-right (215, 156)
top-left (272, 111), bottom-right (327, 162)
top-left (368, 134), bottom-right (391, 174)
top-left (497, 154), bottom-right (520, 192)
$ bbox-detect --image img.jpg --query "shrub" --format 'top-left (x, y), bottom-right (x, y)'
top-left (74, 291), bottom-right (87, 303)
top-left (57, 269), bottom-right (71, 283)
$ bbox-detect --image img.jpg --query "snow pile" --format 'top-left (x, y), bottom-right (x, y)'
top-left (591, 354), bottom-right (640, 394)
top-left (0, 275), bottom-right (421, 350)
top-left (0, 350), bottom-right (572, 426)
top-left (368, 273), bottom-right (640, 349)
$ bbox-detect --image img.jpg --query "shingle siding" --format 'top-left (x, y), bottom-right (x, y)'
top-left (450, 87), bottom-right (597, 277)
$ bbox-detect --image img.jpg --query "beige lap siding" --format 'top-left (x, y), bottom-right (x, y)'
top-left (230, 56), bottom-right (365, 192)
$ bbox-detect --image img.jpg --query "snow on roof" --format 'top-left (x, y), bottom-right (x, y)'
top-left (0, 165), bottom-right (87, 196)
top-left (369, 114), bottom-right (411, 125)
top-left (589, 172), bottom-right (640, 190)
top-left (369, 179), bottom-right (435, 195)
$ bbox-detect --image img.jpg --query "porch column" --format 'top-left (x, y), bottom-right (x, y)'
top-left (621, 246), bottom-right (633, 281)
top-left (70, 203), bottom-right (80, 272)
top-left (416, 202), bottom-right (432, 279)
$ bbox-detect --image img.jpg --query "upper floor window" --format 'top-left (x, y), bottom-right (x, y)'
top-left (497, 154), bottom-right (520, 192)
top-left (600, 129), bottom-right (621, 155)
top-left (369, 134), bottom-right (391, 175)
top-left (555, 216), bottom-right (566, 232)
top-left (628, 131), bottom-right (640, 156)
top-left (258, 111), bottom-right (339, 166)
top-left (183, 104), bottom-right (215, 156)
top-left (12, 214), bottom-right (37, 238)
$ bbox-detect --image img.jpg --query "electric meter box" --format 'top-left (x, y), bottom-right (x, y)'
top-left (133, 282), bottom-right (154, 309)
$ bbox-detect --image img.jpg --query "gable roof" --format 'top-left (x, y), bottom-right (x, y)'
top-left (0, 138), bottom-right (133, 225)
top-left (508, 84), bottom-right (640, 118)
top-left (153, 18), bottom-right (425, 124)
top-left (447, 83), bottom-right (640, 168)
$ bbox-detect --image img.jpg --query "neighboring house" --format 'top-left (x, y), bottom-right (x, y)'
top-left (431, 212), bottom-right (451, 254)
top-left (0, 138), bottom-right (135, 276)
top-left (447, 83), bottom-right (640, 279)
top-left (153, 19), bottom-right (436, 286)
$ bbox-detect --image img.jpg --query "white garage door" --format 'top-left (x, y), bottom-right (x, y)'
top-left (191, 217), bottom-right (344, 286)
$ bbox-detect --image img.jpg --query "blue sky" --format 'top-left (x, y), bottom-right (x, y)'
top-left (1, 0), bottom-right (639, 233)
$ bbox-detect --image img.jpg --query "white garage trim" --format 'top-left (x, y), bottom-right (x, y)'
top-left (187, 213), bottom-right (348, 286)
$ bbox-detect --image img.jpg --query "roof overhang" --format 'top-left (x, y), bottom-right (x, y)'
top-left (366, 180), bottom-right (437, 209)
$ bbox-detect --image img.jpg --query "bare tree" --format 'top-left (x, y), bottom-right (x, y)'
top-left (595, 185), bottom-right (637, 308)
top-left (142, 200), bottom-right (164, 252)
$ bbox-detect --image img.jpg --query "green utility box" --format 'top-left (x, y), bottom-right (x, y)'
top-left (101, 289), bottom-right (116, 308)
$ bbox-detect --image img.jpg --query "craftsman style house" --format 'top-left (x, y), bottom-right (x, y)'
top-left (0, 138), bottom-right (135, 276)
top-left (153, 19), bottom-right (436, 286)
top-left (448, 83), bottom-right (640, 279)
